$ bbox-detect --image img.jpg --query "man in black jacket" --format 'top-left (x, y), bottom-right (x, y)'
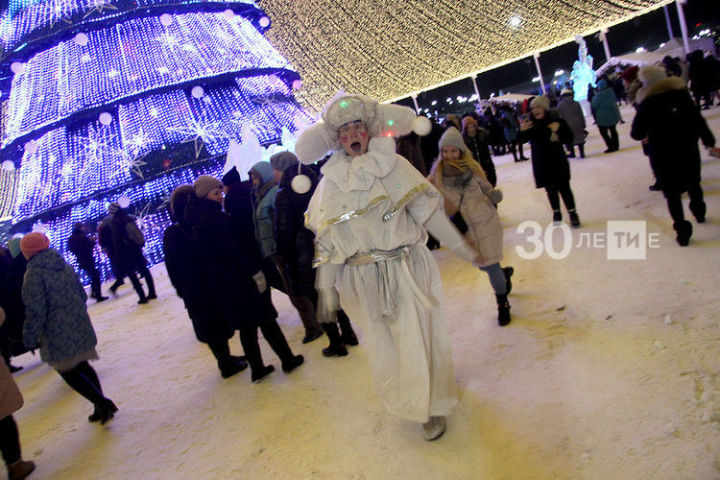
top-left (67, 223), bottom-right (107, 302)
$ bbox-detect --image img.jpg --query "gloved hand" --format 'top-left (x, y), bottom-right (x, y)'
top-left (488, 188), bottom-right (503, 204)
top-left (252, 271), bottom-right (267, 293)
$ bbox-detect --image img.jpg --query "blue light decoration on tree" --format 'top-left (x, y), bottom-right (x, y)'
top-left (0, 0), bottom-right (313, 283)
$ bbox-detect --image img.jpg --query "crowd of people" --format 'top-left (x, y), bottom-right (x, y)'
top-left (0, 46), bottom-right (717, 478)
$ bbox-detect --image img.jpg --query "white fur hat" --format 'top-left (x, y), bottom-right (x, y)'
top-left (295, 91), bottom-right (430, 165)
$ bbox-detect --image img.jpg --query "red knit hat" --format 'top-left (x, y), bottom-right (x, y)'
top-left (20, 232), bottom-right (50, 259)
top-left (621, 65), bottom-right (639, 83)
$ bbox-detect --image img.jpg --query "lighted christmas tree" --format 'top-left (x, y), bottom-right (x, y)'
top-left (0, 0), bottom-right (311, 281)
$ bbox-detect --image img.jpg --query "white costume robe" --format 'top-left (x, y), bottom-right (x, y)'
top-left (306, 137), bottom-right (463, 423)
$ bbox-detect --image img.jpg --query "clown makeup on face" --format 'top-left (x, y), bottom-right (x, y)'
top-left (338, 120), bottom-right (370, 157)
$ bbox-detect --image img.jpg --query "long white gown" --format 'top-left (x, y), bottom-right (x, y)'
top-left (306, 137), bottom-right (460, 423)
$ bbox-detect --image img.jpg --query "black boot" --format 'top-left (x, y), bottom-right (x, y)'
top-left (503, 266), bottom-right (514, 295)
top-left (337, 310), bottom-right (358, 346)
top-left (321, 322), bottom-right (348, 357)
top-left (496, 294), bottom-right (511, 327)
top-left (689, 200), bottom-right (706, 223)
top-left (552, 210), bottom-right (562, 224)
top-left (568, 209), bottom-right (581, 228)
top-left (674, 220), bottom-right (692, 246)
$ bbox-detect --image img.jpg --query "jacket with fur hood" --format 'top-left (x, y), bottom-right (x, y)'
top-left (631, 76), bottom-right (715, 193)
top-left (250, 161), bottom-right (279, 259)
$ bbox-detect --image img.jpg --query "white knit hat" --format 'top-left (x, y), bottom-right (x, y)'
top-left (638, 65), bottom-right (667, 88)
top-left (438, 127), bottom-right (468, 153)
top-left (531, 95), bottom-right (551, 110)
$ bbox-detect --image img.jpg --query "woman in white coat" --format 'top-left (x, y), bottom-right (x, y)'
top-left (295, 93), bottom-right (480, 441)
top-left (429, 127), bottom-right (514, 326)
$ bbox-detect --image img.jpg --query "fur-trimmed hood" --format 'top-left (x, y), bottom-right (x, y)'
top-left (636, 76), bottom-right (687, 105)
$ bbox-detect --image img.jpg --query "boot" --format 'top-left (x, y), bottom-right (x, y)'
top-left (90, 398), bottom-right (118, 425)
top-left (251, 365), bottom-right (275, 383)
top-left (321, 322), bottom-right (348, 357)
top-left (689, 200), bottom-right (706, 223)
top-left (337, 310), bottom-right (358, 346)
top-left (673, 220), bottom-right (692, 246)
top-left (422, 416), bottom-right (447, 441)
top-left (552, 210), bottom-right (562, 224)
top-left (496, 294), bottom-right (511, 327)
top-left (7, 460), bottom-right (35, 480)
top-left (502, 266), bottom-right (514, 295)
top-left (568, 209), bottom-right (581, 228)
top-left (219, 358), bottom-right (249, 379)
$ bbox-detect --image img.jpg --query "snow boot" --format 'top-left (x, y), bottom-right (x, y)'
top-left (674, 220), bottom-right (692, 246)
top-left (219, 358), bottom-right (249, 379)
top-left (689, 200), bottom-right (706, 223)
top-left (503, 266), bottom-right (514, 295)
top-left (321, 322), bottom-right (348, 357)
top-left (337, 310), bottom-right (358, 346)
top-left (496, 294), bottom-right (511, 327)
top-left (568, 209), bottom-right (581, 228)
top-left (7, 460), bottom-right (35, 480)
top-left (552, 209), bottom-right (562, 224)
top-left (422, 416), bottom-right (447, 441)
top-left (91, 398), bottom-right (118, 425)
top-left (251, 365), bottom-right (275, 383)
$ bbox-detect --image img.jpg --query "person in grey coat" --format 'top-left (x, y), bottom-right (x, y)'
top-left (20, 233), bottom-right (117, 425)
top-left (556, 89), bottom-right (587, 158)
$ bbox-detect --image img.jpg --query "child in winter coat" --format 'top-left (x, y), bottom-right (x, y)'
top-left (429, 127), bottom-right (514, 326)
top-left (20, 233), bottom-right (117, 425)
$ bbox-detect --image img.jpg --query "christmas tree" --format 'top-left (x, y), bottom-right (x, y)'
top-left (0, 0), bottom-right (311, 281)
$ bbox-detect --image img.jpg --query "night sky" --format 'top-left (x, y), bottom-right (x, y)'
top-left (400, 0), bottom-right (719, 114)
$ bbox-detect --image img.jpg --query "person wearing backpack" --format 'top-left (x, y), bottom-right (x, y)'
top-left (107, 202), bottom-right (156, 304)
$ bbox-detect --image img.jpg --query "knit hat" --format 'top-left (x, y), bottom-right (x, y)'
top-left (269, 151), bottom-right (298, 172)
top-left (530, 95), bottom-right (550, 110)
top-left (108, 202), bottom-right (120, 214)
top-left (221, 166), bottom-right (240, 186)
top-left (6, 237), bottom-right (22, 259)
top-left (20, 232), bottom-right (50, 259)
top-left (193, 175), bottom-right (223, 199)
top-left (461, 116), bottom-right (477, 131)
top-left (621, 65), bottom-right (639, 83)
top-left (438, 127), bottom-right (468, 153)
top-left (638, 65), bottom-right (667, 88)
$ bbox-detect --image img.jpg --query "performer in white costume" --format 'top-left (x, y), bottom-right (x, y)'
top-left (295, 93), bottom-right (481, 441)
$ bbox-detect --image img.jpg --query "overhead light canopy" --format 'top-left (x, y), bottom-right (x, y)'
top-left (261, 0), bottom-right (674, 112)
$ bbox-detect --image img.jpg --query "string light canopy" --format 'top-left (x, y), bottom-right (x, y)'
top-left (258, 0), bottom-right (675, 111)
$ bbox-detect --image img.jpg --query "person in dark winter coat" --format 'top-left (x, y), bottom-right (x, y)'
top-left (107, 203), bottom-right (156, 304)
top-left (0, 239), bottom-right (29, 371)
top-left (519, 95), bottom-right (581, 227)
top-left (461, 116), bottom-right (497, 186)
top-left (20, 233), bottom-right (117, 425)
top-left (687, 50), bottom-right (715, 110)
top-left (67, 223), bottom-right (107, 302)
top-left (500, 104), bottom-right (528, 162)
top-left (556, 89), bottom-right (587, 158)
top-left (0, 307), bottom-right (34, 480)
top-left (271, 153), bottom-right (358, 356)
top-left (631, 66), bottom-right (716, 246)
top-left (590, 79), bottom-right (621, 153)
top-left (395, 132), bottom-right (427, 176)
top-left (162, 185), bottom-right (247, 379)
top-left (185, 175), bottom-right (303, 383)
top-left (97, 215), bottom-right (125, 295)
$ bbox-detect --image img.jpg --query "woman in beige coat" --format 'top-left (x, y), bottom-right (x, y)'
top-left (429, 127), bottom-right (514, 326)
top-left (0, 307), bottom-right (35, 480)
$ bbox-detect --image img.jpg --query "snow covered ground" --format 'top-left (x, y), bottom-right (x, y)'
top-left (7, 105), bottom-right (720, 480)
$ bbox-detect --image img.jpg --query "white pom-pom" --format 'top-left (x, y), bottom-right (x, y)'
top-left (291, 79), bottom-right (303, 90)
top-left (223, 9), bottom-right (235, 20)
top-left (159, 14), bottom-right (173, 26)
top-left (73, 33), bottom-right (89, 46)
top-left (99, 112), bottom-right (113, 125)
top-left (291, 174), bottom-right (312, 194)
top-left (412, 116), bottom-right (432, 136)
top-left (1, 160), bottom-right (15, 171)
top-left (259, 16), bottom-right (270, 28)
top-left (117, 195), bottom-right (131, 208)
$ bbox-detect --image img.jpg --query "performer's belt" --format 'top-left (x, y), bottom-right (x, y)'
top-left (345, 245), bottom-right (436, 315)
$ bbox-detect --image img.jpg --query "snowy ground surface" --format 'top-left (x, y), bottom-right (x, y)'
top-left (7, 105), bottom-right (720, 480)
